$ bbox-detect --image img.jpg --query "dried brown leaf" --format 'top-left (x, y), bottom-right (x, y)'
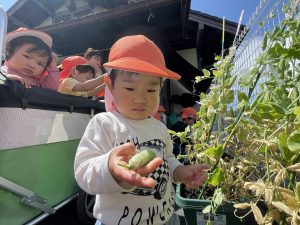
top-left (264, 188), bottom-right (273, 205)
top-left (278, 190), bottom-right (299, 210)
top-left (268, 209), bottom-right (281, 223)
top-left (274, 169), bottom-right (286, 186)
top-left (244, 181), bottom-right (265, 196)
top-left (291, 211), bottom-right (300, 225)
top-left (271, 201), bottom-right (293, 216)
top-left (287, 163), bottom-right (300, 173)
top-left (251, 202), bottom-right (264, 224)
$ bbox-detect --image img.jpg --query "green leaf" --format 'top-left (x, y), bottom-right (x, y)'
top-left (237, 127), bottom-right (247, 141)
top-left (287, 132), bottom-right (300, 153)
top-left (212, 188), bottom-right (223, 206)
top-left (268, 43), bottom-right (286, 58)
top-left (258, 21), bottom-right (264, 27)
top-left (278, 132), bottom-right (294, 161)
top-left (237, 92), bottom-right (249, 109)
top-left (202, 205), bottom-right (212, 213)
top-left (294, 106), bottom-right (300, 118)
top-left (212, 70), bottom-right (222, 77)
top-left (269, 12), bottom-right (276, 19)
top-left (273, 88), bottom-right (291, 110)
top-left (238, 91), bottom-right (248, 102)
top-left (219, 89), bottom-right (234, 104)
top-left (202, 69), bottom-right (211, 77)
top-left (255, 103), bottom-right (275, 119)
top-left (204, 145), bottom-right (224, 159)
top-left (208, 168), bottom-right (225, 186)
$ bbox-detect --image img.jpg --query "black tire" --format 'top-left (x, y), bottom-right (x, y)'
top-left (154, 177), bottom-right (167, 200)
top-left (76, 189), bottom-right (96, 225)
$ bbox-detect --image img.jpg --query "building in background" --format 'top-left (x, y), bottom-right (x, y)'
top-left (6, 0), bottom-right (241, 111)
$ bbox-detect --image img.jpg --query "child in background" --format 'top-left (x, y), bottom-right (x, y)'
top-left (2, 27), bottom-right (59, 90)
top-left (84, 48), bottom-right (106, 77)
top-left (58, 56), bottom-right (105, 97)
top-left (171, 107), bottom-right (198, 157)
top-left (74, 35), bottom-right (209, 225)
top-left (154, 104), bottom-right (168, 125)
top-left (84, 48), bottom-right (106, 97)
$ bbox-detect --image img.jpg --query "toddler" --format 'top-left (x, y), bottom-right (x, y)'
top-left (74, 35), bottom-right (209, 225)
top-left (58, 56), bottom-right (105, 97)
top-left (2, 27), bottom-right (59, 90)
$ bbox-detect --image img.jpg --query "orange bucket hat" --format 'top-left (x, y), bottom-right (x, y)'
top-left (60, 56), bottom-right (88, 80)
top-left (181, 107), bottom-right (198, 120)
top-left (103, 35), bottom-right (181, 80)
top-left (5, 27), bottom-right (53, 48)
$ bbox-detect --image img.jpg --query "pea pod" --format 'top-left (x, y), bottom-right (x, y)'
top-left (278, 58), bottom-right (285, 72)
top-left (296, 19), bottom-right (300, 36)
top-left (296, 182), bottom-right (300, 202)
top-left (262, 32), bottom-right (268, 51)
top-left (118, 150), bottom-right (156, 170)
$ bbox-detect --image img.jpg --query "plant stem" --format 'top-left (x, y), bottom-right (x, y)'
top-left (265, 146), bottom-right (270, 184)
top-left (198, 159), bottom-right (220, 199)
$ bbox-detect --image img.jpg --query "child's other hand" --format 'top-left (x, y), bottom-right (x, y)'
top-left (49, 53), bottom-right (58, 69)
top-left (174, 164), bottom-right (210, 189)
top-left (108, 143), bottom-right (163, 189)
top-left (4, 73), bottom-right (32, 88)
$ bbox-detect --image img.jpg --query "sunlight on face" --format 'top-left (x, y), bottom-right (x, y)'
top-left (111, 71), bottom-right (161, 120)
top-left (7, 43), bottom-right (49, 77)
top-left (73, 70), bottom-right (94, 83)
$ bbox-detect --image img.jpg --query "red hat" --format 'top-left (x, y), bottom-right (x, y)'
top-left (60, 56), bottom-right (88, 80)
top-left (181, 107), bottom-right (197, 120)
top-left (103, 35), bottom-right (181, 80)
top-left (5, 27), bottom-right (52, 48)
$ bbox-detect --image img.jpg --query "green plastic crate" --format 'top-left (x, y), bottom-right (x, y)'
top-left (175, 184), bottom-right (246, 225)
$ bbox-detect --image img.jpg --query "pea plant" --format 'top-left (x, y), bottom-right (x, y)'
top-left (173, 3), bottom-right (300, 224)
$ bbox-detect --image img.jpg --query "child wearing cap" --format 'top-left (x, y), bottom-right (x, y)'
top-left (170, 107), bottom-right (198, 157)
top-left (58, 56), bottom-right (105, 97)
top-left (74, 35), bottom-right (208, 225)
top-left (1, 27), bottom-right (59, 90)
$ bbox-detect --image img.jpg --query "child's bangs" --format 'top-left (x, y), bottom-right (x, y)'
top-left (76, 64), bottom-right (95, 76)
top-left (27, 46), bottom-right (50, 57)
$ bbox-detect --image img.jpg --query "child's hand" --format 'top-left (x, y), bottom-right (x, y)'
top-left (48, 53), bottom-right (58, 69)
top-left (174, 164), bottom-right (210, 189)
top-left (108, 143), bottom-right (163, 189)
top-left (4, 73), bottom-right (32, 88)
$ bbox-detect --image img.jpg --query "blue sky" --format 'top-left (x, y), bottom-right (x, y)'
top-left (1, 0), bottom-right (260, 24)
top-left (191, 0), bottom-right (260, 24)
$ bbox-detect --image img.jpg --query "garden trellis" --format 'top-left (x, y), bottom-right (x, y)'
top-left (230, 0), bottom-right (300, 109)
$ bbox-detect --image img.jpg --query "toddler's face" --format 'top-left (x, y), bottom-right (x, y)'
top-left (7, 43), bottom-right (49, 77)
top-left (73, 70), bottom-right (94, 82)
top-left (111, 71), bottom-right (161, 120)
top-left (88, 55), bottom-right (102, 68)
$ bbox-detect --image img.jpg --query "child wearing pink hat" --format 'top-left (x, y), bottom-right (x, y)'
top-left (74, 35), bottom-right (209, 225)
top-left (58, 56), bottom-right (105, 97)
top-left (1, 28), bottom-right (59, 90)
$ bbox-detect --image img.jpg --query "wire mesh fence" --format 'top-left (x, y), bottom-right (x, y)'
top-left (229, 0), bottom-right (300, 109)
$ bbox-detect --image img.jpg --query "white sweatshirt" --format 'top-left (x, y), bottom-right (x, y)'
top-left (74, 111), bottom-right (182, 225)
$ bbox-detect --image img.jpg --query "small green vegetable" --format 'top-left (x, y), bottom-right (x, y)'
top-left (296, 182), bottom-right (300, 202)
top-left (262, 32), bottom-right (268, 50)
top-left (118, 150), bottom-right (156, 170)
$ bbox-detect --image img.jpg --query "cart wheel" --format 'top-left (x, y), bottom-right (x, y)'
top-left (76, 189), bottom-right (96, 225)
